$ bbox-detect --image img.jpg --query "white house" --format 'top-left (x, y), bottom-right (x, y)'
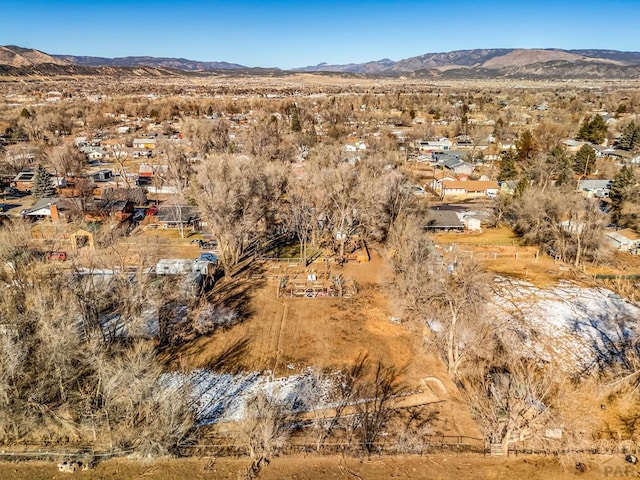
top-left (417, 138), bottom-right (453, 152)
top-left (606, 229), bottom-right (640, 251)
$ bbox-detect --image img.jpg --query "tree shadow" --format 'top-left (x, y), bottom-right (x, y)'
top-left (570, 310), bottom-right (639, 377)
top-left (203, 336), bottom-right (251, 374)
top-left (206, 261), bottom-right (267, 320)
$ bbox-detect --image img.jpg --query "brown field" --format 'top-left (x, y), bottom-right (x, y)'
top-left (433, 227), bottom-right (573, 287)
top-left (0, 453), bottom-right (632, 480)
top-left (164, 249), bottom-right (479, 438)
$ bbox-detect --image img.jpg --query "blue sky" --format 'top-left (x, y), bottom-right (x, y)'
top-left (1, 0), bottom-right (638, 69)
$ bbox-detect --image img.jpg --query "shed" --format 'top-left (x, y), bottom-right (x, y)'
top-left (606, 229), bottom-right (640, 251)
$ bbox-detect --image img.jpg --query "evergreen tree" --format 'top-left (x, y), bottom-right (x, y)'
top-left (576, 115), bottom-right (608, 144)
top-left (610, 165), bottom-right (640, 227)
top-left (548, 146), bottom-right (574, 187)
top-left (290, 107), bottom-right (301, 133)
top-left (513, 177), bottom-right (529, 199)
top-left (555, 160), bottom-right (575, 188)
top-left (618, 122), bottom-right (640, 151)
top-left (573, 145), bottom-right (596, 177)
top-left (32, 164), bottom-right (56, 199)
top-left (498, 150), bottom-right (518, 182)
top-left (515, 130), bottom-right (536, 162)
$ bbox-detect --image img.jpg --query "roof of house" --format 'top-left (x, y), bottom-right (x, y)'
top-left (157, 206), bottom-right (199, 223)
top-left (21, 197), bottom-right (81, 216)
top-left (12, 170), bottom-right (35, 182)
top-left (563, 139), bottom-right (586, 148)
top-left (500, 180), bottom-right (519, 189)
top-left (433, 171), bottom-right (458, 181)
top-left (21, 197), bottom-right (58, 216)
top-left (615, 228), bottom-right (640, 241)
top-left (424, 209), bottom-right (464, 230)
top-left (133, 138), bottom-right (157, 144)
top-left (579, 179), bottom-right (612, 191)
top-left (442, 180), bottom-right (499, 191)
top-left (95, 199), bottom-right (131, 213)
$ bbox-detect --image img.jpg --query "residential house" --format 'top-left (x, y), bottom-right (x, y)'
top-left (441, 156), bottom-right (474, 176)
top-left (88, 200), bottom-right (135, 222)
top-left (10, 169), bottom-right (65, 192)
top-left (500, 180), bottom-right (519, 195)
top-left (138, 163), bottom-right (168, 177)
top-left (606, 229), bottom-right (640, 251)
top-left (424, 209), bottom-right (464, 231)
top-left (578, 179), bottom-right (612, 198)
top-left (90, 169), bottom-right (114, 183)
top-left (440, 180), bottom-right (499, 198)
top-left (87, 148), bottom-right (106, 162)
top-left (11, 170), bottom-right (36, 192)
top-left (19, 197), bottom-right (80, 222)
top-left (431, 171), bottom-right (459, 192)
top-left (80, 145), bottom-right (106, 161)
top-left (156, 206), bottom-right (201, 230)
top-left (133, 138), bottom-right (157, 150)
top-left (417, 138), bottom-right (453, 153)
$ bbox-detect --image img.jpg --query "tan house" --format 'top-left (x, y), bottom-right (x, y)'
top-left (441, 180), bottom-right (499, 198)
top-left (133, 138), bottom-right (157, 149)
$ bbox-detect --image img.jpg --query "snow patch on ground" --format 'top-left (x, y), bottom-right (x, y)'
top-left (160, 369), bottom-right (333, 426)
top-left (491, 278), bottom-right (640, 373)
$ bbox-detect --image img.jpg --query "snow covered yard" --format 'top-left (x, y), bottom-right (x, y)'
top-left (160, 369), bottom-right (332, 426)
top-left (492, 278), bottom-right (640, 373)
top-left (159, 279), bottom-right (640, 425)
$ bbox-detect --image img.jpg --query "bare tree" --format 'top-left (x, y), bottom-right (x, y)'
top-left (464, 358), bottom-right (560, 456)
top-left (194, 154), bottom-right (286, 273)
top-left (510, 188), bottom-right (607, 266)
top-left (422, 260), bottom-right (492, 379)
top-left (238, 391), bottom-right (294, 479)
top-left (161, 145), bottom-right (193, 239)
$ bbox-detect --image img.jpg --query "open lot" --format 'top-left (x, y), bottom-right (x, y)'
top-left (165, 249), bottom-right (480, 438)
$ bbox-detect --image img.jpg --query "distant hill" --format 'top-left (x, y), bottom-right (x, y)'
top-left (2, 45), bottom-right (640, 79)
top-left (295, 48), bottom-right (640, 78)
top-left (0, 45), bottom-right (71, 68)
top-left (53, 54), bottom-right (249, 71)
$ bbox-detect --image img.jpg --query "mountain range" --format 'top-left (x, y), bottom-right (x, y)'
top-left (2, 45), bottom-right (640, 79)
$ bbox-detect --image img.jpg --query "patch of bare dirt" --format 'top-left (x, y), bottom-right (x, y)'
top-left (0, 453), bottom-right (631, 480)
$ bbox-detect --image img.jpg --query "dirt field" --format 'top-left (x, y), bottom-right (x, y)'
top-left (167, 249), bottom-right (479, 438)
top-left (0, 453), bottom-right (633, 480)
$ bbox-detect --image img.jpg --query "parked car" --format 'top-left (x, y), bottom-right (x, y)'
top-left (46, 251), bottom-right (67, 261)
top-left (411, 185), bottom-right (426, 196)
top-left (192, 239), bottom-right (218, 249)
top-left (146, 206), bottom-right (158, 216)
top-left (198, 252), bottom-right (218, 263)
top-left (132, 209), bottom-right (146, 222)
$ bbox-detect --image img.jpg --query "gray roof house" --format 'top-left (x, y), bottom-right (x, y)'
top-left (578, 179), bottom-right (612, 198)
top-left (424, 209), bottom-right (464, 231)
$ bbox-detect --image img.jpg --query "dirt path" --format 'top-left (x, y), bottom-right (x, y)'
top-left (1, 453), bottom-right (629, 479)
